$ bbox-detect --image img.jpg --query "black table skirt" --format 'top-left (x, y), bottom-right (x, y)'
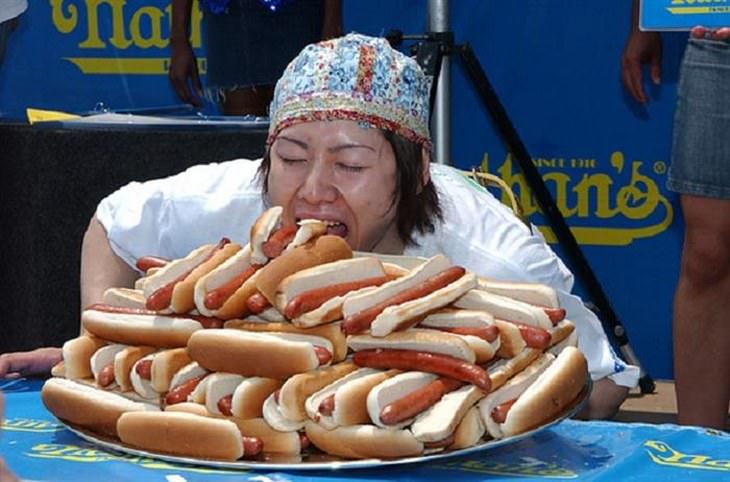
top-left (0, 122), bottom-right (268, 353)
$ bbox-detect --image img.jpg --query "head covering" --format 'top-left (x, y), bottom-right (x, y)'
top-left (267, 33), bottom-right (432, 147)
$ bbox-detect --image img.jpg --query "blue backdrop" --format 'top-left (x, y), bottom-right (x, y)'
top-left (0, 0), bottom-right (688, 380)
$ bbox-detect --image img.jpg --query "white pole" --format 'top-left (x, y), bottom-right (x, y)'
top-left (428, 0), bottom-right (451, 165)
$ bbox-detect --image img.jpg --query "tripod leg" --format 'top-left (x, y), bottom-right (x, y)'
top-left (456, 42), bottom-right (654, 394)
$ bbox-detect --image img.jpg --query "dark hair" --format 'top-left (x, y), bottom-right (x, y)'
top-left (257, 131), bottom-right (442, 247)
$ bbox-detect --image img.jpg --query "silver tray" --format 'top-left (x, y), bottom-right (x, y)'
top-left (63, 376), bottom-right (591, 471)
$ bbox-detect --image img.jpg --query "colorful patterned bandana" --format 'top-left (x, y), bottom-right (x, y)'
top-left (267, 33), bottom-right (432, 147)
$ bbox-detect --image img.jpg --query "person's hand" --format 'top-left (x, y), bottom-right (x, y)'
top-left (0, 347), bottom-right (62, 379)
top-left (691, 26), bottom-right (730, 40)
top-left (168, 38), bottom-right (203, 107)
top-left (621, 29), bottom-right (662, 104)
top-left (0, 392), bottom-right (20, 482)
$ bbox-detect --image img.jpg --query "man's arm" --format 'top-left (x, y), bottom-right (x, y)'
top-left (169, 0), bottom-right (201, 106)
top-left (621, 0), bottom-right (662, 103)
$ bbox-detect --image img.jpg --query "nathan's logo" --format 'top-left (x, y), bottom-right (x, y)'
top-left (28, 443), bottom-right (241, 474)
top-left (644, 440), bottom-right (730, 471)
top-left (481, 150), bottom-right (674, 246)
top-left (668, 0), bottom-right (730, 14)
top-left (2, 418), bottom-right (65, 433)
top-left (436, 458), bottom-right (577, 478)
top-left (50, 0), bottom-right (205, 75)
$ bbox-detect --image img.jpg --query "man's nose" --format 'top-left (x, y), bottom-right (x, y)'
top-left (297, 163), bottom-right (338, 204)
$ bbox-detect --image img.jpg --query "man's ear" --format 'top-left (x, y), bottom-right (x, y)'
top-left (418, 145), bottom-right (431, 194)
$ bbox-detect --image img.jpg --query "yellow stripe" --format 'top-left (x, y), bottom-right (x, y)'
top-left (64, 57), bottom-right (207, 75)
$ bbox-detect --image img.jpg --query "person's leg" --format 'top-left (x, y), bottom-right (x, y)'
top-left (220, 85), bottom-right (275, 116)
top-left (673, 194), bottom-right (730, 429)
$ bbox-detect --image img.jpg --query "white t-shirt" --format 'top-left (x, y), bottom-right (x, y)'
top-left (0, 1), bottom-right (27, 24)
top-left (97, 158), bottom-right (639, 387)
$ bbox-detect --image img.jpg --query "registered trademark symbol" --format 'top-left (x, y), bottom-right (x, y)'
top-left (653, 161), bottom-right (667, 175)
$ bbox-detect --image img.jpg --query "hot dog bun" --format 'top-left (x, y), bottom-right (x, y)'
top-left (305, 368), bottom-right (399, 430)
top-left (61, 335), bottom-right (107, 380)
top-left (117, 411), bottom-right (244, 460)
top-left (150, 348), bottom-right (192, 393)
top-left (455, 289), bottom-right (553, 330)
top-left (41, 378), bottom-right (157, 438)
top-left (250, 206), bottom-right (283, 265)
top-left (255, 235), bottom-right (353, 305)
top-left (102, 287), bottom-right (146, 309)
top-left (188, 329), bottom-right (331, 379)
top-left (348, 329), bottom-right (476, 363)
top-left (477, 277), bottom-right (560, 308)
top-left (223, 320), bottom-right (348, 362)
top-left (82, 308), bottom-right (203, 347)
top-left (275, 257), bottom-right (387, 327)
top-left (410, 385), bottom-right (484, 443)
top-left (448, 406), bottom-right (485, 450)
top-left (231, 377), bottom-right (283, 419)
top-left (114, 345), bottom-right (157, 392)
top-left (304, 421), bottom-right (424, 459)
top-left (420, 310), bottom-right (500, 363)
top-left (193, 244), bottom-right (256, 318)
top-left (367, 371), bottom-right (438, 429)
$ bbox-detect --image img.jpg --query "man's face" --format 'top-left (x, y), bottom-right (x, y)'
top-left (267, 120), bottom-right (402, 253)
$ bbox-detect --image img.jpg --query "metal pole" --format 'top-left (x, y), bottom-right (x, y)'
top-left (428, 0), bottom-right (451, 165)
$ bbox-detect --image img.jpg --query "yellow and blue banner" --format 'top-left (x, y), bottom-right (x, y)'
top-left (641, 0), bottom-right (730, 30)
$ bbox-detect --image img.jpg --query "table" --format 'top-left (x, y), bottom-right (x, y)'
top-left (1, 379), bottom-right (728, 481)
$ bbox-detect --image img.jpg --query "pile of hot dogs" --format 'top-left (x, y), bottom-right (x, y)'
top-left (41, 207), bottom-right (588, 461)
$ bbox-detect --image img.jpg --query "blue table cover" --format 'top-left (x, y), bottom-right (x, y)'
top-left (1, 378), bottom-right (728, 481)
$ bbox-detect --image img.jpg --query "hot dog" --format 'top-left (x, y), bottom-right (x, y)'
top-left (117, 411), bottom-right (258, 460)
top-left (249, 207), bottom-right (327, 265)
top-left (273, 257), bottom-right (390, 327)
top-left (304, 421), bottom-right (424, 459)
top-left (420, 309), bottom-right (501, 363)
top-left (478, 347), bottom-right (587, 439)
top-left (102, 287), bottom-right (147, 310)
top-left (477, 277), bottom-right (560, 308)
top-left (267, 362), bottom-right (358, 431)
top-left (204, 372), bottom-right (282, 418)
top-left (164, 361), bottom-right (210, 406)
top-left (341, 255), bottom-right (477, 336)
top-left (61, 335), bottom-right (107, 380)
top-left (142, 238), bottom-right (241, 313)
top-left (455, 289), bottom-right (557, 329)
top-left (304, 368), bottom-right (400, 430)
top-left (41, 378), bottom-right (158, 438)
top-left (188, 329), bottom-right (335, 379)
top-left (81, 305), bottom-right (218, 348)
top-left (348, 330), bottom-right (491, 392)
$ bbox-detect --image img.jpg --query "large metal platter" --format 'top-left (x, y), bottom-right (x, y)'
top-left (62, 376), bottom-right (591, 471)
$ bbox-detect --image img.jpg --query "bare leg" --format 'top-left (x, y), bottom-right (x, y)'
top-left (673, 194), bottom-right (730, 429)
top-left (221, 85), bottom-right (275, 117)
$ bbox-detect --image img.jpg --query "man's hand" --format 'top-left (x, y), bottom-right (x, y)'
top-left (621, 30), bottom-right (662, 104)
top-left (0, 348), bottom-right (62, 379)
top-left (168, 38), bottom-right (202, 107)
top-left (691, 26), bottom-right (730, 40)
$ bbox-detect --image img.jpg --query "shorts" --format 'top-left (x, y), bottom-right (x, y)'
top-left (202, 0), bottom-right (324, 94)
top-left (668, 38), bottom-right (730, 199)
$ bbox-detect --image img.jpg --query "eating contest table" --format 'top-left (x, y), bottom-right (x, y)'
top-left (1, 378), bottom-right (728, 481)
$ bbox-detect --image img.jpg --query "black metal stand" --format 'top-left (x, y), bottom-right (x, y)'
top-left (388, 30), bottom-right (655, 394)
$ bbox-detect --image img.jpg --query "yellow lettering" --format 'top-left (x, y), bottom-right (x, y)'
top-left (544, 171), bottom-right (578, 217)
top-left (80, 0), bottom-right (131, 49)
top-left (572, 173), bottom-right (618, 218)
top-left (191, 0), bottom-right (203, 48)
top-left (615, 161), bottom-right (659, 219)
top-left (50, 0), bottom-right (78, 34)
top-left (130, 6), bottom-right (166, 48)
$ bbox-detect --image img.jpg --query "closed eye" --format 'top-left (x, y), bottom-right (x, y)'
top-left (336, 162), bottom-right (366, 173)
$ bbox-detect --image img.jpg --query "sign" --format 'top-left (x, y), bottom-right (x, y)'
top-left (640, 0), bottom-right (730, 30)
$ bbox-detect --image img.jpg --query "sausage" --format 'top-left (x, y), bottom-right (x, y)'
top-left (135, 359), bottom-right (153, 380)
top-left (284, 275), bottom-right (394, 319)
top-left (246, 292), bottom-right (271, 314)
top-left (85, 303), bottom-right (223, 329)
top-left (97, 363), bottom-right (116, 388)
top-left (299, 432), bottom-right (310, 450)
top-left (261, 225), bottom-right (297, 259)
top-left (145, 238), bottom-right (231, 311)
top-left (135, 256), bottom-right (169, 273)
top-left (342, 266), bottom-right (467, 335)
top-left (423, 433), bottom-right (456, 449)
top-left (435, 326), bottom-right (499, 342)
top-left (543, 307), bottom-right (566, 325)
top-left (352, 349), bottom-right (491, 392)
top-left (379, 377), bottom-right (463, 425)
top-left (318, 394), bottom-right (335, 416)
top-left (313, 346), bottom-right (333, 366)
top-left (164, 375), bottom-right (207, 405)
top-left (203, 265), bottom-right (261, 310)
top-left (242, 436), bottom-right (264, 457)
top-left (491, 398), bottom-right (518, 423)
top-left (218, 394), bottom-right (233, 416)
top-left (507, 321), bottom-right (551, 349)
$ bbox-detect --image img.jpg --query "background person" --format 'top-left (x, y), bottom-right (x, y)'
top-left (169, 0), bottom-right (342, 115)
top-left (622, 0), bottom-right (730, 429)
top-left (1, 33), bottom-right (637, 418)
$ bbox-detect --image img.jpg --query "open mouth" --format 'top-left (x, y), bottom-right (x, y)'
top-left (297, 218), bottom-right (349, 239)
